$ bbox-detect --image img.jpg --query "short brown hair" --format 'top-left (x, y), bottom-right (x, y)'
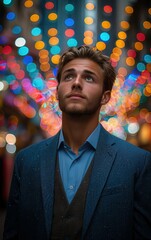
top-left (56, 45), bottom-right (116, 92)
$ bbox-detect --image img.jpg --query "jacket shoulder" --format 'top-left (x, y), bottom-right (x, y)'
top-left (15, 132), bottom-right (59, 161)
top-left (101, 124), bottom-right (151, 157)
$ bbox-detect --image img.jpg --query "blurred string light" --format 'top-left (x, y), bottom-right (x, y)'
top-left (83, 1), bottom-right (97, 45)
top-left (0, 0), bottom-right (151, 148)
top-left (0, 132), bottom-right (16, 154)
top-left (96, 4), bottom-right (112, 51)
top-left (64, 4), bottom-right (77, 48)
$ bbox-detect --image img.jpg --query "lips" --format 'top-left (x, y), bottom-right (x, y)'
top-left (67, 92), bottom-right (86, 99)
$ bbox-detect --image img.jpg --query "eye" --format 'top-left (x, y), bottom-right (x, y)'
top-left (64, 74), bottom-right (74, 81)
top-left (85, 75), bottom-right (94, 82)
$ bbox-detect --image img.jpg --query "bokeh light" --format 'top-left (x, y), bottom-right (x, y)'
top-left (48, 13), bottom-right (58, 21)
top-left (84, 17), bottom-right (94, 25)
top-left (86, 3), bottom-right (95, 10)
top-left (65, 4), bottom-right (74, 12)
top-left (65, 18), bottom-right (74, 27)
top-left (104, 5), bottom-right (112, 14)
top-left (0, 0), bottom-right (151, 147)
top-left (30, 14), bottom-right (40, 22)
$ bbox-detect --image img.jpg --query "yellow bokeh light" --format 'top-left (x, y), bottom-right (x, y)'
top-left (113, 47), bottom-right (122, 55)
top-left (30, 14), bottom-right (40, 22)
top-left (86, 3), bottom-right (95, 10)
top-left (39, 57), bottom-right (49, 64)
top-left (118, 31), bottom-right (127, 40)
top-left (40, 63), bottom-right (50, 72)
top-left (126, 57), bottom-right (135, 66)
top-left (6, 133), bottom-right (16, 145)
top-left (131, 90), bottom-right (141, 103)
top-left (125, 6), bottom-right (133, 14)
top-left (84, 17), bottom-right (94, 25)
top-left (120, 21), bottom-right (129, 30)
top-left (139, 123), bottom-right (151, 144)
top-left (51, 55), bottom-right (60, 64)
top-left (48, 28), bottom-right (58, 36)
top-left (134, 42), bottom-right (143, 51)
top-left (83, 37), bottom-right (93, 45)
top-left (39, 49), bottom-right (49, 58)
top-left (101, 21), bottom-right (111, 29)
top-left (35, 41), bottom-right (45, 50)
top-left (145, 84), bottom-right (151, 94)
top-left (24, 0), bottom-right (33, 8)
top-left (143, 21), bottom-right (151, 29)
top-left (143, 88), bottom-right (151, 97)
top-left (116, 39), bottom-right (125, 48)
top-left (96, 41), bottom-right (106, 51)
top-left (49, 37), bottom-right (59, 45)
top-left (48, 13), bottom-right (58, 21)
top-left (110, 53), bottom-right (120, 62)
top-left (108, 117), bottom-right (118, 127)
top-left (148, 8), bottom-right (151, 15)
top-left (84, 30), bottom-right (93, 38)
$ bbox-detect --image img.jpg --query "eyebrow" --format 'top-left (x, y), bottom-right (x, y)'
top-left (62, 68), bottom-right (97, 76)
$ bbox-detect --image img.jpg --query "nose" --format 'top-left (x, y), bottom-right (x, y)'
top-left (72, 75), bottom-right (82, 90)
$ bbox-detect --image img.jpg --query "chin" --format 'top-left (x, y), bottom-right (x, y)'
top-left (60, 104), bottom-right (84, 113)
top-left (65, 109), bottom-right (85, 115)
top-left (64, 108), bottom-right (98, 116)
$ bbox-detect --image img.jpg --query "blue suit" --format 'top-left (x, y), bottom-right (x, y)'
top-left (3, 124), bottom-right (151, 240)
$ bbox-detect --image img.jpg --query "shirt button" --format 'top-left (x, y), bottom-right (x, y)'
top-left (69, 185), bottom-right (74, 190)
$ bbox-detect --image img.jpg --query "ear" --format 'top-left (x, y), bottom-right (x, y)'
top-left (100, 90), bottom-right (111, 106)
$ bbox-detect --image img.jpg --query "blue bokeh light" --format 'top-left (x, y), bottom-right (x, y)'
top-left (31, 27), bottom-right (42, 36)
top-left (65, 4), bottom-right (74, 12)
top-left (100, 32), bottom-right (110, 42)
top-left (6, 74), bottom-right (16, 84)
top-left (67, 38), bottom-right (78, 47)
top-left (137, 63), bottom-right (145, 72)
top-left (12, 26), bottom-right (22, 34)
top-left (6, 12), bottom-right (16, 21)
top-left (50, 46), bottom-right (61, 55)
top-left (65, 18), bottom-right (74, 27)
top-left (27, 63), bottom-right (37, 73)
top-left (144, 54), bottom-right (151, 63)
top-left (32, 77), bottom-right (44, 90)
top-left (18, 46), bottom-right (29, 56)
top-left (23, 55), bottom-right (33, 65)
top-left (3, 0), bottom-right (12, 5)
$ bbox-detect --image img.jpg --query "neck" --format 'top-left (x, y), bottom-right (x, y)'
top-left (62, 113), bottom-right (99, 154)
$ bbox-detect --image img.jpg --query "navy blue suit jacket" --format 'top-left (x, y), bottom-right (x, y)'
top-left (3, 124), bottom-right (151, 240)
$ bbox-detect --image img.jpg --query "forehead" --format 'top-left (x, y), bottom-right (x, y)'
top-left (62, 58), bottom-right (103, 75)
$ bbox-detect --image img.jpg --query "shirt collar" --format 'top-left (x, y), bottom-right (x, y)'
top-left (58, 123), bottom-right (100, 150)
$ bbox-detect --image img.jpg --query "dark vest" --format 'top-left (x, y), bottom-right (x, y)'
top-left (50, 159), bottom-right (93, 240)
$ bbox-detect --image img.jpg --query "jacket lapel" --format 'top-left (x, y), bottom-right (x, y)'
top-left (82, 126), bottom-right (117, 237)
top-left (40, 132), bottom-right (60, 239)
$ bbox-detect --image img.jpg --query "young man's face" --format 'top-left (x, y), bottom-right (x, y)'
top-left (57, 58), bottom-right (111, 116)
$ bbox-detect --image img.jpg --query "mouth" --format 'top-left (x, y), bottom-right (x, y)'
top-left (67, 93), bottom-right (86, 99)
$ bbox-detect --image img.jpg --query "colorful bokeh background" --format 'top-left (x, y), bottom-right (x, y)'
top-left (0, 0), bottom-right (151, 234)
top-left (0, 0), bottom-right (151, 153)
top-left (0, 0), bottom-right (151, 187)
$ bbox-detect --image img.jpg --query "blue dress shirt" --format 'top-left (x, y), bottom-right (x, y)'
top-left (58, 124), bottom-right (101, 203)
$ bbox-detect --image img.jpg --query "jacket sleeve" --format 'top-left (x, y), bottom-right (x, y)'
top-left (134, 151), bottom-right (151, 239)
top-left (3, 153), bottom-right (21, 240)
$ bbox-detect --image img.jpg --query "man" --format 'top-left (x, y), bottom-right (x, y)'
top-left (3, 46), bottom-right (151, 240)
